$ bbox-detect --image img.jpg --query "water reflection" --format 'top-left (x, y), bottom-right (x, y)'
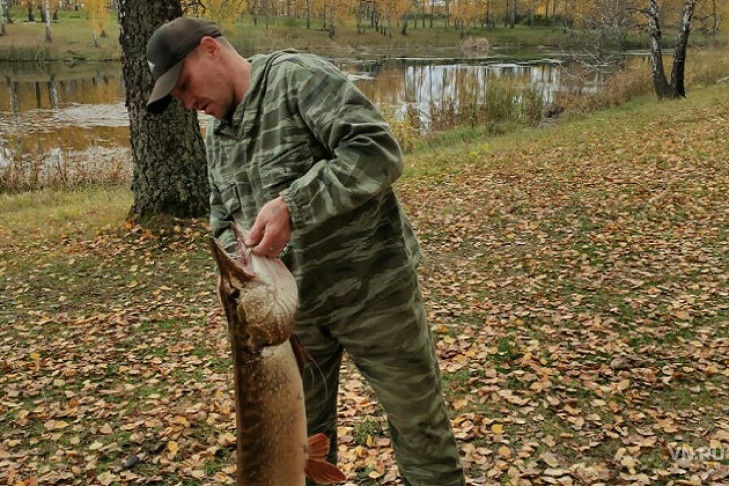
top-left (337, 59), bottom-right (567, 107)
top-left (0, 62), bottom-right (128, 179)
top-left (0, 57), bottom-right (598, 175)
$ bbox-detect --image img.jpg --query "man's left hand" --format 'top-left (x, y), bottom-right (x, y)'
top-left (245, 196), bottom-right (292, 258)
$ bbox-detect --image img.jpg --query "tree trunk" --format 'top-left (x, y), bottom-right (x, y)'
top-left (646, 0), bottom-right (673, 98)
top-left (401, 13), bottom-right (407, 35)
top-left (43, 0), bottom-right (51, 42)
top-left (0, 0), bottom-right (6, 36)
top-left (529, 0), bottom-right (534, 27)
top-left (670, 0), bottom-right (697, 98)
top-left (49, 73), bottom-right (58, 109)
top-left (117, 0), bottom-right (209, 222)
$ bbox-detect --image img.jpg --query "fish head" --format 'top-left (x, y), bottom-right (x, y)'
top-left (209, 225), bottom-right (299, 348)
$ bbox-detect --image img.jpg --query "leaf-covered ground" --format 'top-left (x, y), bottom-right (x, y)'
top-left (2, 84), bottom-right (729, 485)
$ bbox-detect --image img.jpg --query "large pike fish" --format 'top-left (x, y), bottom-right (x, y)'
top-left (210, 224), bottom-right (345, 485)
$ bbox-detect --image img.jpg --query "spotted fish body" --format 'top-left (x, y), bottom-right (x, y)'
top-left (210, 225), bottom-right (345, 486)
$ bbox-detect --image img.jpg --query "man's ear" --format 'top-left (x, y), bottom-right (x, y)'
top-left (199, 36), bottom-right (219, 57)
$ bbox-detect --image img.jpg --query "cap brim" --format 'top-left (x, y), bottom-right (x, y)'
top-left (146, 60), bottom-right (184, 114)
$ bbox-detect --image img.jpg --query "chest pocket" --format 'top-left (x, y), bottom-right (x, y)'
top-left (251, 114), bottom-right (315, 198)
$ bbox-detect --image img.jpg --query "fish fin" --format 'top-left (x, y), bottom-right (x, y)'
top-left (292, 336), bottom-right (330, 400)
top-left (307, 433), bottom-right (330, 460)
top-left (304, 459), bottom-right (346, 484)
top-left (290, 334), bottom-right (311, 376)
top-left (305, 434), bottom-right (346, 483)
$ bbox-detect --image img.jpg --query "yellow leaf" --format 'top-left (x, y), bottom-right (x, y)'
top-left (30, 353), bottom-right (40, 360)
top-left (43, 420), bottom-right (68, 430)
top-left (453, 398), bottom-right (468, 410)
top-left (219, 432), bottom-right (236, 446)
top-left (168, 440), bottom-right (179, 458)
top-left (542, 451), bottom-right (560, 468)
top-left (492, 424), bottom-right (504, 434)
top-left (497, 445), bottom-right (511, 458)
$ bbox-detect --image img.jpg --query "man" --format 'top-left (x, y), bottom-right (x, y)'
top-left (146, 17), bottom-right (465, 486)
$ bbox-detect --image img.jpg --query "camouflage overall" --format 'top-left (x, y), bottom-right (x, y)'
top-left (206, 50), bottom-right (465, 486)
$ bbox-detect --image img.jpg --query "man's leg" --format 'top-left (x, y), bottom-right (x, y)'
top-left (334, 274), bottom-right (466, 486)
top-left (296, 323), bottom-right (343, 470)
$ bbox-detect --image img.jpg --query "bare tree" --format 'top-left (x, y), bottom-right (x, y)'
top-left (43, 0), bottom-right (51, 42)
top-left (694, 0), bottom-right (721, 36)
top-left (0, 0), bottom-right (7, 36)
top-left (645, 0), bottom-right (698, 98)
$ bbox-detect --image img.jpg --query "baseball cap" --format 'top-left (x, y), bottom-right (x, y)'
top-left (146, 17), bottom-right (222, 113)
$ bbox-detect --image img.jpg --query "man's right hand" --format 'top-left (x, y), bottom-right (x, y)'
top-left (245, 196), bottom-right (292, 258)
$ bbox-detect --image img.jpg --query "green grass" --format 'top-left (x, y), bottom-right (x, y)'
top-left (1, 5), bottom-right (724, 61)
top-left (0, 7), bottom-right (120, 60)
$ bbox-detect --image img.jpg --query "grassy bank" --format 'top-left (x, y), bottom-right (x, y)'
top-left (0, 6), bottom-right (570, 61)
top-left (2, 81), bottom-right (729, 484)
top-left (0, 7), bottom-right (120, 61)
top-left (1, 5), bottom-right (724, 61)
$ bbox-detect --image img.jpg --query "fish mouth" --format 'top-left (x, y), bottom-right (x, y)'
top-left (209, 224), bottom-right (256, 282)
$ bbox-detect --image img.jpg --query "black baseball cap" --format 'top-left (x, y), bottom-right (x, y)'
top-left (146, 17), bottom-right (222, 113)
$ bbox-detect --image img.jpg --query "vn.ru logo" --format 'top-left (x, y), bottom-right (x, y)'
top-left (668, 443), bottom-right (729, 461)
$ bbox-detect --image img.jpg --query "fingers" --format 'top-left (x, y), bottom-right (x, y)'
top-left (245, 197), bottom-right (292, 258)
top-left (254, 232), bottom-right (284, 258)
top-left (245, 218), bottom-right (264, 248)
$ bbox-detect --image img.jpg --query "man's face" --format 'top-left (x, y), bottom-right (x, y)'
top-left (170, 41), bottom-right (233, 120)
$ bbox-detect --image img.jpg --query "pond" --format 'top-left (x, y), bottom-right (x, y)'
top-left (0, 54), bottom-right (610, 175)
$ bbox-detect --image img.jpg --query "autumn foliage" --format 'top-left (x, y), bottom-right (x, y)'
top-left (2, 81), bottom-right (729, 484)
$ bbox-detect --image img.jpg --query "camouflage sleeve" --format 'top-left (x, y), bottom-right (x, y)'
top-left (206, 128), bottom-right (237, 255)
top-left (209, 179), bottom-right (237, 255)
top-left (279, 58), bottom-right (404, 230)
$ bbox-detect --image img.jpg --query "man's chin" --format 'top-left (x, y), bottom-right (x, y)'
top-left (220, 105), bottom-right (238, 121)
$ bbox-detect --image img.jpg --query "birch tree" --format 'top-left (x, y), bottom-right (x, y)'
top-left (86, 0), bottom-right (109, 47)
top-left (44, 0), bottom-right (51, 42)
top-left (1, 0), bottom-right (7, 36)
top-left (645, 0), bottom-right (699, 98)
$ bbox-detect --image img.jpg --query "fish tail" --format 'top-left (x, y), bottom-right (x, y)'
top-left (305, 433), bottom-right (346, 484)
